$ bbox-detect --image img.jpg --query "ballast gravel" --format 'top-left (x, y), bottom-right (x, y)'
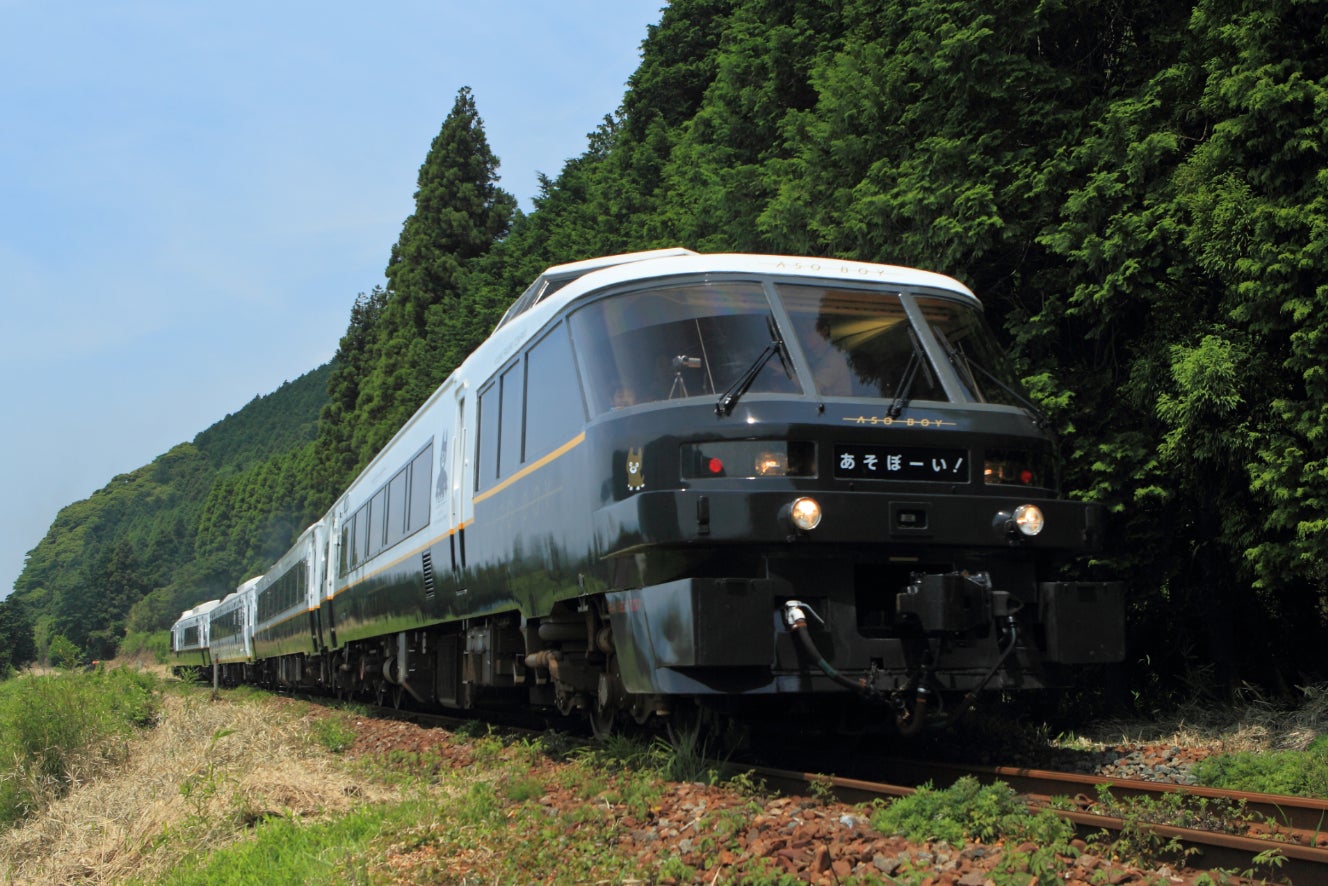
top-left (341, 714), bottom-right (1245, 885)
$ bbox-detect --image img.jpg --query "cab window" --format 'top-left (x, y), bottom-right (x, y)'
top-left (777, 283), bottom-right (943, 401)
top-left (569, 281), bottom-right (799, 415)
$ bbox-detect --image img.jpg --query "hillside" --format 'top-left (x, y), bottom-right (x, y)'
top-left (4, 364), bottom-right (331, 661)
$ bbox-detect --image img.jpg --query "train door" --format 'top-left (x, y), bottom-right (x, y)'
top-left (307, 523), bottom-right (326, 656)
top-left (452, 389), bottom-right (472, 576)
top-left (322, 509), bottom-right (343, 651)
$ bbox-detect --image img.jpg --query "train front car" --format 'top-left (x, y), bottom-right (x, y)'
top-left (548, 254), bottom-right (1123, 733)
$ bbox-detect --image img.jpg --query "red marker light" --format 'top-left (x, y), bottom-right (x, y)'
top-left (707, 457), bottom-right (724, 475)
top-left (1020, 469), bottom-right (1034, 485)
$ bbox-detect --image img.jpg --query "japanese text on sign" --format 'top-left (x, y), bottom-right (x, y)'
top-left (833, 444), bottom-right (969, 482)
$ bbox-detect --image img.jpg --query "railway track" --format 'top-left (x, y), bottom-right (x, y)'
top-left (755, 759), bottom-right (1328, 882)
top-left (311, 693), bottom-right (1328, 879)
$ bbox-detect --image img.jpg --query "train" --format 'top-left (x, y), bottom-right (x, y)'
top-left (172, 249), bottom-right (1124, 735)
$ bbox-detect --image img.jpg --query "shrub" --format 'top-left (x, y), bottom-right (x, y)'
top-left (1193, 736), bottom-right (1328, 798)
top-left (0, 666), bottom-right (161, 826)
top-left (119, 630), bottom-right (172, 664)
top-left (47, 634), bottom-right (82, 669)
top-left (870, 776), bottom-right (1074, 848)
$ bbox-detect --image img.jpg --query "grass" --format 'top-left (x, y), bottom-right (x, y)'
top-left (870, 776), bottom-right (1071, 847)
top-left (0, 664), bottom-right (160, 827)
top-left (1193, 734), bottom-right (1328, 797)
top-left (5, 670), bottom-right (1328, 884)
top-left (151, 803), bottom-right (397, 885)
top-left (0, 676), bottom-right (389, 885)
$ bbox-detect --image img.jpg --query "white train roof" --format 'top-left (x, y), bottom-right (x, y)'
top-left (498, 250), bottom-right (978, 331)
top-left (178, 599), bottom-right (222, 619)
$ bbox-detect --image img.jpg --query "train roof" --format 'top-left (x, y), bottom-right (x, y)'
top-left (178, 599), bottom-right (221, 620)
top-left (496, 247), bottom-right (697, 329)
top-left (496, 250), bottom-right (979, 330)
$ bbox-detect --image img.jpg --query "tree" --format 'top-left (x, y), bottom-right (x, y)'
top-left (321, 88), bottom-right (518, 476)
top-left (47, 634), bottom-right (82, 670)
top-left (0, 597), bottom-right (37, 674)
top-left (386, 87), bottom-right (517, 302)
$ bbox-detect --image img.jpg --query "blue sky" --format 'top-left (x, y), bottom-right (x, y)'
top-left (0, 1), bottom-right (665, 599)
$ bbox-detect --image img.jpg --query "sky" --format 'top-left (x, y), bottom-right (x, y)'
top-left (0, 0), bottom-right (666, 600)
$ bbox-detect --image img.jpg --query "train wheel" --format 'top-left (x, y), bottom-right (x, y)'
top-left (588, 655), bottom-right (624, 740)
top-left (588, 697), bottom-right (618, 740)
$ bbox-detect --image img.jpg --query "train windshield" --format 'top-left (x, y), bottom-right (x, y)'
top-left (570, 281), bottom-right (800, 414)
top-left (913, 295), bottom-right (1028, 408)
top-left (778, 283), bottom-right (945, 401)
top-left (570, 279), bottom-right (1028, 413)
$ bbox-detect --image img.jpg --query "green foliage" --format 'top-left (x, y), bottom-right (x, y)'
top-left (308, 715), bottom-right (358, 756)
top-left (14, 0), bottom-right (1328, 701)
top-left (0, 597), bottom-right (37, 673)
top-left (47, 634), bottom-right (82, 669)
top-left (1086, 784), bottom-right (1216, 871)
top-left (870, 776), bottom-right (1074, 849)
top-left (1193, 735), bottom-right (1328, 798)
top-left (151, 801), bottom-right (391, 885)
top-left (8, 365), bottom-right (331, 661)
top-left (119, 630), bottom-right (172, 664)
top-left (0, 667), bottom-right (160, 827)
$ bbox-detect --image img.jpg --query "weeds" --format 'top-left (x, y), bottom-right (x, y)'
top-left (1194, 735), bottom-right (1328, 797)
top-left (870, 776), bottom-right (1074, 849)
top-left (309, 715), bottom-right (357, 754)
top-left (1087, 784), bottom-right (1225, 870)
top-left (0, 665), bottom-right (161, 826)
top-left (179, 728), bottom-right (237, 817)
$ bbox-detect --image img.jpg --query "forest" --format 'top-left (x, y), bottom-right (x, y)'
top-left (3, 0), bottom-right (1326, 707)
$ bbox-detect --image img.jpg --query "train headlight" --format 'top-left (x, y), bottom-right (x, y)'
top-left (787, 497), bottom-right (823, 531)
top-left (1012, 504), bottom-right (1045, 537)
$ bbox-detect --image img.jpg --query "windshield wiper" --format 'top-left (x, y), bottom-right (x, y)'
top-left (887, 328), bottom-right (934, 418)
top-left (767, 314), bottom-right (794, 380)
top-left (716, 318), bottom-right (789, 416)
top-left (933, 327), bottom-right (1049, 428)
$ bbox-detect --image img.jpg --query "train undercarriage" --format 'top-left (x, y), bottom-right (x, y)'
top-left (215, 564), bottom-right (1122, 739)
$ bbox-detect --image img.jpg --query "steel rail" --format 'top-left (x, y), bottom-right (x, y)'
top-left (875, 757), bottom-right (1328, 835)
top-left (752, 764), bottom-right (1328, 882)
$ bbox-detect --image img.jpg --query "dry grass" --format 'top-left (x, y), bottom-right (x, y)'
top-left (1070, 682), bottom-right (1328, 754)
top-left (0, 688), bottom-right (391, 886)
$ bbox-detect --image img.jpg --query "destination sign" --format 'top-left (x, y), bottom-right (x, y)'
top-left (833, 444), bottom-right (969, 482)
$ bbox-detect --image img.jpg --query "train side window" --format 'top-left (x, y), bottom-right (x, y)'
top-left (386, 468), bottom-right (408, 548)
top-left (524, 322), bottom-right (584, 459)
top-left (499, 361), bottom-right (524, 476)
top-left (369, 489), bottom-right (388, 557)
top-left (354, 503), bottom-right (371, 564)
top-left (408, 445), bottom-right (432, 532)
top-left (477, 382), bottom-right (500, 490)
top-left (340, 518), bottom-right (353, 575)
